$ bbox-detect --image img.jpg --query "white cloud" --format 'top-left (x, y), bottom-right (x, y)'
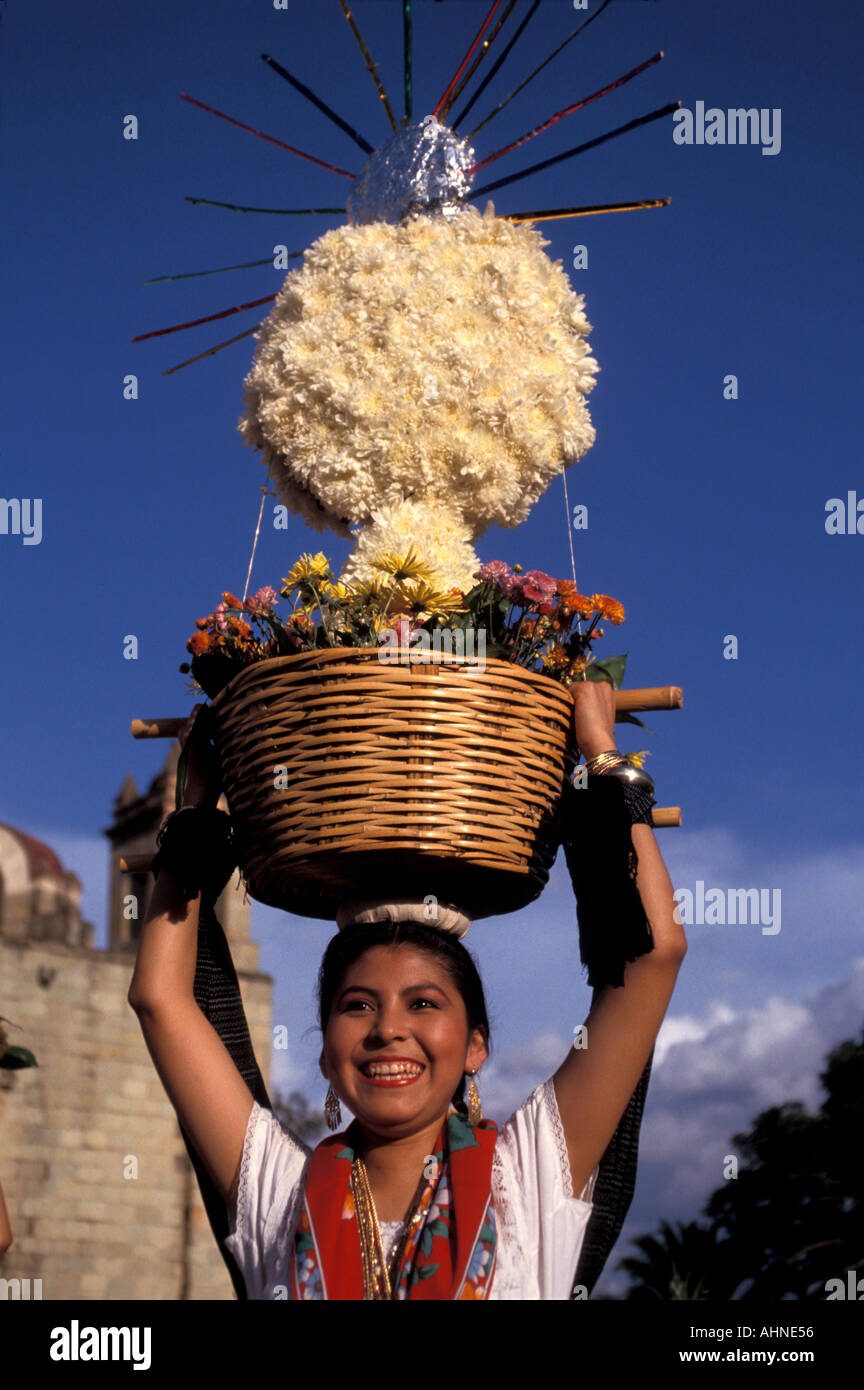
top-left (591, 959), bottom-right (864, 1294)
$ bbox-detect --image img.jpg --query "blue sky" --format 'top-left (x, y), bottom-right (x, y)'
top-left (2, 0), bottom-right (863, 1295)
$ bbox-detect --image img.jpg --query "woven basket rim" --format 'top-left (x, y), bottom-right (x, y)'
top-left (208, 645), bottom-right (575, 712)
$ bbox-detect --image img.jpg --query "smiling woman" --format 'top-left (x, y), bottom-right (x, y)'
top-left (127, 679), bottom-right (686, 1301)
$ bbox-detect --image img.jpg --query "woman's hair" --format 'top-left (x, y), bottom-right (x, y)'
top-left (317, 921), bottom-right (491, 1114)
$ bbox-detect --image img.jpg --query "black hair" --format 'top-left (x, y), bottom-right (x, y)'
top-left (317, 920), bottom-right (491, 1114)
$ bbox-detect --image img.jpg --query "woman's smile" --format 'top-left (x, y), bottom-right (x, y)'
top-left (358, 1056), bottom-right (426, 1086)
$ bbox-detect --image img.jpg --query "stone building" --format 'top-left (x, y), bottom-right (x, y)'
top-left (0, 746), bottom-right (272, 1300)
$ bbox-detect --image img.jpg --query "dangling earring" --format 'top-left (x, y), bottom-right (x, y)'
top-left (324, 1085), bottom-right (342, 1132)
top-left (466, 1070), bottom-right (483, 1126)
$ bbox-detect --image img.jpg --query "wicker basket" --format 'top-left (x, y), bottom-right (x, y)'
top-left (208, 647), bottom-right (577, 921)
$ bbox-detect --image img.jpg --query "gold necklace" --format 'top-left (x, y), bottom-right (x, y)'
top-left (352, 1156), bottom-right (392, 1300)
top-left (352, 1158), bottom-right (428, 1301)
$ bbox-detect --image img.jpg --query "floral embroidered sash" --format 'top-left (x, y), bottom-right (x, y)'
top-left (291, 1108), bottom-right (498, 1300)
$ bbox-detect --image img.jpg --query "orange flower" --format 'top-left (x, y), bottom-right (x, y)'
top-left (589, 594), bottom-right (625, 625)
top-left (187, 631), bottom-right (213, 656)
top-left (227, 617), bottom-right (253, 639)
top-left (221, 591), bottom-right (244, 610)
top-left (541, 643), bottom-right (570, 671)
top-left (557, 592), bottom-right (596, 619)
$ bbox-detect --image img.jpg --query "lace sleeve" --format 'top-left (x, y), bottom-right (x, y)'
top-left (223, 1100), bottom-right (311, 1299)
top-left (491, 1079), bottom-right (597, 1299)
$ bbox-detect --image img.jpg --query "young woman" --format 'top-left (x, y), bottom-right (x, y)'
top-left (128, 679), bottom-right (687, 1299)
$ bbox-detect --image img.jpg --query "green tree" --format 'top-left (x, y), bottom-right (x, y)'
top-left (619, 1220), bottom-right (732, 1301)
top-left (272, 1089), bottom-right (326, 1146)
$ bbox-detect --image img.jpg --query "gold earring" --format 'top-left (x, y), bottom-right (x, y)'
top-left (324, 1085), bottom-right (342, 1132)
top-left (466, 1070), bottom-right (483, 1126)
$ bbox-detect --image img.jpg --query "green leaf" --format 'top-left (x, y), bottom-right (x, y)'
top-left (614, 711), bottom-right (657, 735)
top-left (0, 1045), bottom-right (38, 1069)
top-left (584, 653), bottom-right (628, 689)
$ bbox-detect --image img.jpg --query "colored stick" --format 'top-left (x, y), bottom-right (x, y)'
top-left (162, 323), bottom-right (262, 377)
top-left (142, 255), bottom-right (302, 285)
top-left (260, 52), bottom-right (374, 153)
top-left (472, 102), bottom-right (681, 198)
top-left (451, 0), bottom-right (542, 131)
top-left (433, 0), bottom-right (503, 122)
top-left (467, 0), bottom-right (614, 141)
top-left (338, 0), bottom-right (399, 133)
top-left (469, 52), bottom-right (664, 174)
top-left (403, 0), bottom-right (412, 124)
top-left (506, 198), bottom-right (671, 223)
top-left (180, 93), bottom-right (355, 177)
top-left (133, 294), bottom-right (276, 343)
top-left (438, 0), bottom-right (518, 126)
top-left (185, 197), bottom-right (346, 215)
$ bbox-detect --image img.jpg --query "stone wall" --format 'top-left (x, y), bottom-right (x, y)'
top-left (0, 906), bottom-right (271, 1300)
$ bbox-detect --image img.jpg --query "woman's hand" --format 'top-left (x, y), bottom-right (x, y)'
top-left (570, 678), bottom-right (618, 763)
top-left (178, 705), bottom-right (223, 809)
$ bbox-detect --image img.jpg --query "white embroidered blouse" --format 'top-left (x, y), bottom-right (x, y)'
top-left (225, 1077), bottom-right (598, 1301)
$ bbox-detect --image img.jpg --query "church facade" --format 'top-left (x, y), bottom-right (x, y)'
top-left (0, 746), bottom-right (272, 1300)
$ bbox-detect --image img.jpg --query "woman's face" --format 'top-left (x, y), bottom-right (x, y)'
top-left (320, 944), bottom-right (488, 1139)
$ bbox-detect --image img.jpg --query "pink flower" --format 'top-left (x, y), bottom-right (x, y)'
top-left (512, 570), bottom-right (557, 607)
top-left (244, 585), bottom-right (278, 614)
top-left (478, 560), bottom-right (513, 587)
top-left (381, 617), bottom-right (424, 647)
top-left (213, 601), bottom-right (228, 632)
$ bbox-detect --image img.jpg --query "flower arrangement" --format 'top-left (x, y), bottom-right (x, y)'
top-left (239, 203), bottom-right (598, 585)
top-left (180, 549), bottom-right (635, 704)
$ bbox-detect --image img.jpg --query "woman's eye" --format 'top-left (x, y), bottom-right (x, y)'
top-left (411, 998), bottom-right (438, 1009)
top-left (342, 999), bottom-right (371, 1011)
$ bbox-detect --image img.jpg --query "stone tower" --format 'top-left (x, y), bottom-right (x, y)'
top-left (0, 750), bottom-right (272, 1301)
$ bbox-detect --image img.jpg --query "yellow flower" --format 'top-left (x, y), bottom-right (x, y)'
top-left (370, 547), bottom-right (436, 584)
top-left (391, 579), bottom-right (467, 619)
top-left (280, 553), bottom-right (334, 597)
top-left (350, 577), bottom-right (390, 608)
top-left (320, 579), bottom-right (352, 603)
top-left (281, 552), bottom-right (333, 594)
top-left (626, 750), bottom-right (651, 769)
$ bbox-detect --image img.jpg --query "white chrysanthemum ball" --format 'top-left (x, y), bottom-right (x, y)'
top-left (340, 499), bottom-right (480, 594)
top-left (239, 202), bottom-right (598, 546)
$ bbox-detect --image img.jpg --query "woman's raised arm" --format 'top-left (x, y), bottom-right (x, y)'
top-left (127, 715), bottom-right (255, 1206)
top-left (551, 681), bottom-right (687, 1198)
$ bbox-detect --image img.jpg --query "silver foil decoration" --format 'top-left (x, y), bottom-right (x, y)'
top-left (346, 115), bottom-right (476, 226)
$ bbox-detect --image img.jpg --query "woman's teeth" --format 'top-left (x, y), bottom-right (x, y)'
top-left (362, 1062), bottom-right (423, 1078)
